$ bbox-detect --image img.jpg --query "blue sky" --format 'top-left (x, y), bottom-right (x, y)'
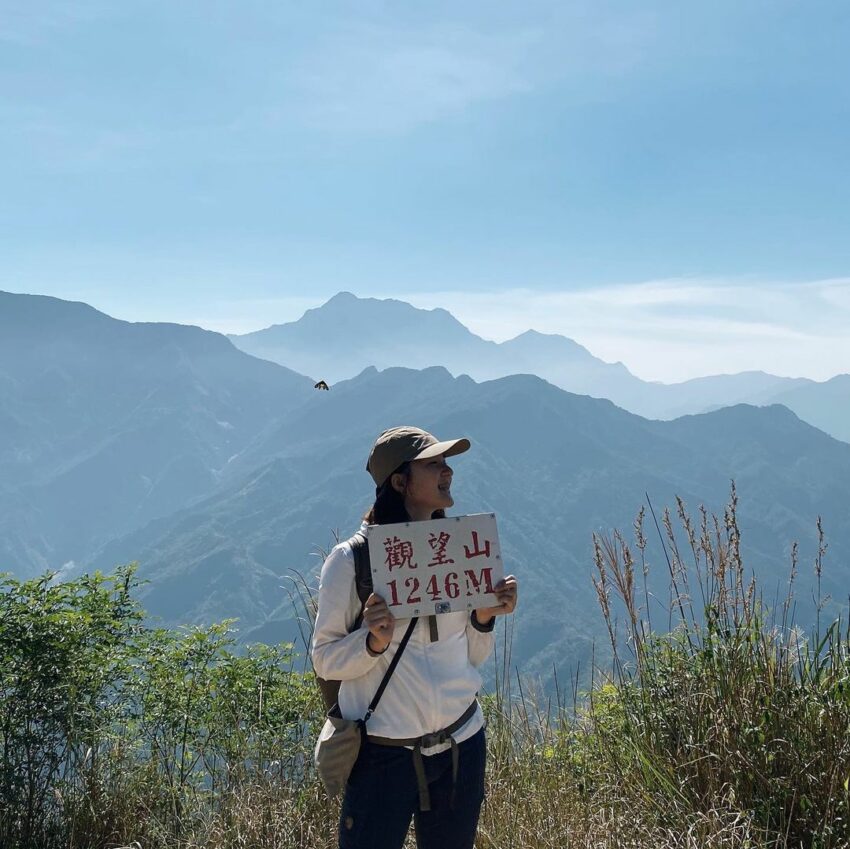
top-left (2, 1), bottom-right (849, 381)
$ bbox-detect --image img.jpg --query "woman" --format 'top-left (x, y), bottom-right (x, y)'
top-left (312, 425), bottom-right (518, 849)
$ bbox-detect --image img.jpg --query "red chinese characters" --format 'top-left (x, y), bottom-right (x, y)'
top-left (374, 515), bottom-right (502, 612)
top-left (463, 530), bottom-right (491, 559)
top-left (383, 536), bottom-right (417, 571)
top-left (427, 531), bottom-right (455, 567)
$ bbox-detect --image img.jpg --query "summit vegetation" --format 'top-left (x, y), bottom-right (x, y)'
top-left (1, 492), bottom-right (848, 848)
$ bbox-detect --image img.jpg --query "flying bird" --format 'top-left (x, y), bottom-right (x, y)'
top-left (314, 380), bottom-right (330, 390)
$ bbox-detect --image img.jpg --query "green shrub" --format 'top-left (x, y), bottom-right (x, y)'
top-left (0, 566), bottom-right (142, 847)
top-left (0, 564), bottom-right (324, 849)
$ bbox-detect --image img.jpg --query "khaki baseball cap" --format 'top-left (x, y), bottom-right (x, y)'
top-left (366, 425), bottom-right (471, 487)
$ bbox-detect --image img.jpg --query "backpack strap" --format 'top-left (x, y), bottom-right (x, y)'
top-left (363, 616), bottom-right (418, 722)
top-left (316, 534), bottom-right (375, 711)
top-left (350, 531), bottom-right (373, 631)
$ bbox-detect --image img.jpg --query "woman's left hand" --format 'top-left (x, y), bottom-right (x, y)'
top-left (475, 575), bottom-right (518, 625)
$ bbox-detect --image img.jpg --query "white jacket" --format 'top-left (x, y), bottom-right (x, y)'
top-left (311, 534), bottom-right (495, 754)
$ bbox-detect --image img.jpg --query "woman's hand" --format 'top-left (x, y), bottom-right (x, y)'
top-left (363, 592), bottom-right (396, 653)
top-left (475, 575), bottom-right (519, 626)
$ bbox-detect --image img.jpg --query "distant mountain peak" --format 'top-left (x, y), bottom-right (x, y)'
top-left (506, 328), bottom-right (585, 347)
top-left (319, 292), bottom-right (467, 324)
top-left (226, 291), bottom-right (647, 394)
top-left (327, 290), bottom-right (357, 302)
top-left (513, 329), bottom-right (550, 339)
top-left (318, 291), bottom-right (373, 312)
top-left (236, 291), bottom-right (477, 344)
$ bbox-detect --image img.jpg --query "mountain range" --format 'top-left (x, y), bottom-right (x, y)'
top-left (230, 292), bottom-right (850, 443)
top-left (89, 365), bottom-right (850, 680)
top-left (0, 291), bottom-right (312, 574)
top-left (2, 289), bottom-right (848, 684)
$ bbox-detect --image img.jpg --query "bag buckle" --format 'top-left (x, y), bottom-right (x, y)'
top-left (420, 730), bottom-right (449, 748)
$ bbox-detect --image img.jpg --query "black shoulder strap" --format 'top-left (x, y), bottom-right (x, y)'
top-left (349, 530), bottom-right (418, 723)
top-left (364, 616), bottom-right (418, 722)
top-left (350, 531), bottom-right (373, 631)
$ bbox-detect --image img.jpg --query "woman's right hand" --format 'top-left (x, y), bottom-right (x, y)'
top-left (363, 592), bottom-right (395, 653)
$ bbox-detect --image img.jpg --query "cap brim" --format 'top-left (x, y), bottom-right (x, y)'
top-left (413, 437), bottom-right (471, 462)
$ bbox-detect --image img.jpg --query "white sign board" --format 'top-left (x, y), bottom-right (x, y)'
top-left (366, 513), bottom-right (503, 619)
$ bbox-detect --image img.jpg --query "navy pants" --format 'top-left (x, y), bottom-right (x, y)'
top-left (338, 727), bottom-right (486, 849)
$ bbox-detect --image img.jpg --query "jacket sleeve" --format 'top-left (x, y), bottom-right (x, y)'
top-left (465, 610), bottom-right (496, 668)
top-left (311, 542), bottom-right (382, 681)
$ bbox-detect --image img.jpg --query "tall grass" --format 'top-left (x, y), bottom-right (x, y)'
top-left (582, 486), bottom-right (850, 848)
top-left (1, 488), bottom-right (848, 848)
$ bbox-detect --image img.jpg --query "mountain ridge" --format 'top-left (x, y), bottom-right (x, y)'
top-left (2, 288), bottom-right (847, 687)
top-left (86, 365), bottom-right (850, 683)
top-left (229, 292), bottom-right (849, 441)
top-left (0, 289), bottom-right (316, 576)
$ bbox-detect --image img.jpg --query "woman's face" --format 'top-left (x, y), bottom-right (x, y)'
top-left (396, 454), bottom-right (454, 520)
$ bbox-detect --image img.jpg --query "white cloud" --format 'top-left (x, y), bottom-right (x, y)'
top-left (816, 278), bottom-right (850, 311)
top-left (399, 278), bottom-right (850, 383)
